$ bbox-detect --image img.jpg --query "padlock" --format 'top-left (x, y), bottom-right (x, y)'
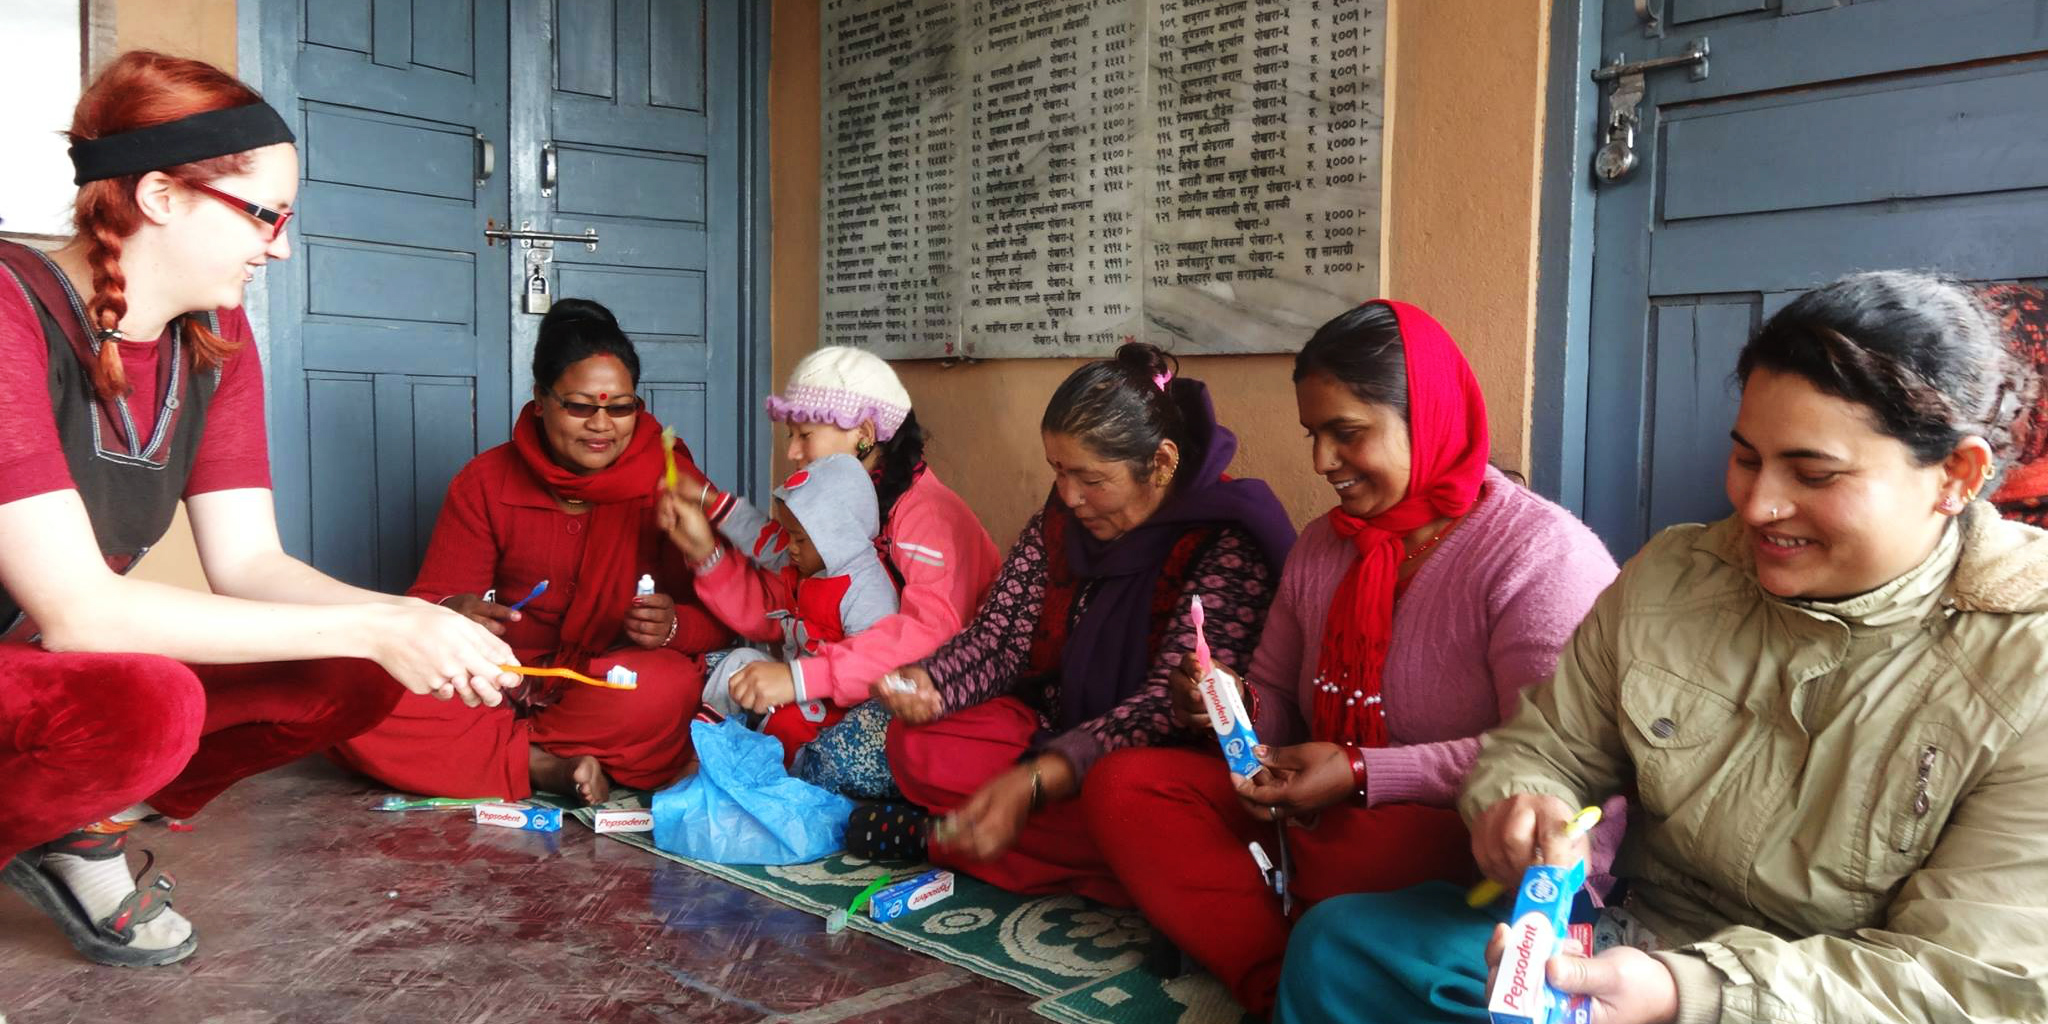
top-left (524, 267), bottom-right (552, 314)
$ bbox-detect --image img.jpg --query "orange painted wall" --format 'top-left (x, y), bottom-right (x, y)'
top-left (771, 0), bottom-right (1554, 547)
top-left (116, 0), bottom-right (239, 592)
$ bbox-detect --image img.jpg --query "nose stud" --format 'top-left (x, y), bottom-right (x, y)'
top-left (1768, 506), bottom-right (1779, 520)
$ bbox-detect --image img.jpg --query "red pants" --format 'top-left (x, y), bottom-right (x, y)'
top-left (1083, 746), bottom-right (1478, 1017)
top-left (331, 647), bottom-right (701, 799)
top-left (887, 696), bottom-right (1131, 907)
top-left (0, 644), bottom-right (399, 864)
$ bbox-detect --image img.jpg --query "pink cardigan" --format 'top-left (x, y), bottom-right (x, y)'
top-left (792, 467), bottom-right (1001, 702)
top-left (1248, 467), bottom-right (1619, 807)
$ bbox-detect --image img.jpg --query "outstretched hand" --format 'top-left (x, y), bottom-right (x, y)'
top-left (441, 592), bottom-right (521, 636)
top-left (871, 665), bottom-right (944, 724)
top-left (729, 660), bottom-right (797, 712)
top-left (654, 487), bottom-right (720, 562)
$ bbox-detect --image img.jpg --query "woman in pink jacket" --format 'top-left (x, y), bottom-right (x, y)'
top-left (1081, 301), bottom-right (1621, 1017)
top-left (679, 346), bottom-right (1000, 725)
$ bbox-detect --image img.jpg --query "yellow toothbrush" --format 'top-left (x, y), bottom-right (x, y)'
top-left (1466, 805), bottom-right (1602, 908)
top-left (660, 426), bottom-right (679, 490)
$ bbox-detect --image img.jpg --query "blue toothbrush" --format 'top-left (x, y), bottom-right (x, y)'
top-left (505, 580), bottom-right (549, 612)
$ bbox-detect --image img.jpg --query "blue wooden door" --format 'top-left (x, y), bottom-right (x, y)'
top-left (260, 0), bottom-right (758, 590)
top-left (1580, 0), bottom-right (2048, 555)
top-left (509, 0), bottom-right (742, 491)
top-left (258, 0), bottom-right (511, 591)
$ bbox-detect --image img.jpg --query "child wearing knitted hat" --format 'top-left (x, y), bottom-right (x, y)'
top-left (659, 454), bottom-right (902, 797)
top-left (674, 345), bottom-right (1000, 721)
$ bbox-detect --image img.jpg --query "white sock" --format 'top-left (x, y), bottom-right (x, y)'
top-left (109, 803), bottom-right (153, 824)
top-left (41, 848), bottom-right (193, 951)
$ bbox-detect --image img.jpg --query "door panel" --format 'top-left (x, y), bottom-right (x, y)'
top-left (1661, 69), bottom-right (2048, 221)
top-left (511, 0), bottom-right (739, 490)
top-left (263, 0), bottom-right (510, 591)
top-left (1644, 298), bottom-right (1752, 532)
top-left (1580, 0), bottom-right (2048, 554)
top-left (264, 0), bottom-right (760, 591)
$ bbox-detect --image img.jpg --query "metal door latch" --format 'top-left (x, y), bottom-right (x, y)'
top-left (484, 219), bottom-right (601, 251)
top-left (1590, 37), bottom-right (1710, 185)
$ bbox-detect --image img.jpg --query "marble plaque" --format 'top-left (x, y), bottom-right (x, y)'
top-left (821, 0), bottom-right (1385, 358)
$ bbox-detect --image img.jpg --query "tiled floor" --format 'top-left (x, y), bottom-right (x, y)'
top-left (0, 758), bottom-right (1039, 1024)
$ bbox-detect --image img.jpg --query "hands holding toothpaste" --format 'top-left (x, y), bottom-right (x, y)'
top-left (1230, 742), bottom-right (1353, 821)
top-left (871, 665), bottom-right (944, 724)
top-left (1476, 793), bottom-right (1679, 1024)
top-left (1172, 660), bottom-right (1354, 820)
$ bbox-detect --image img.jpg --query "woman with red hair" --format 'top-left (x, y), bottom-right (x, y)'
top-left (0, 51), bottom-right (519, 967)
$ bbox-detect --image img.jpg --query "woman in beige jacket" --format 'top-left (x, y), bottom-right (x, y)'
top-left (1274, 270), bottom-right (2048, 1024)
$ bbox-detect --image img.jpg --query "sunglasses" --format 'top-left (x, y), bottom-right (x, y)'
top-left (548, 392), bottom-right (643, 419)
top-left (186, 180), bottom-right (293, 242)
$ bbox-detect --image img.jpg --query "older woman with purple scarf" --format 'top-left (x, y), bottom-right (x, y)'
top-left (871, 342), bottom-right (1296, 903)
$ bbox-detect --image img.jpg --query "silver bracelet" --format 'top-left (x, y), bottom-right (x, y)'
top-left (661, 615), bottom-right (680, 647)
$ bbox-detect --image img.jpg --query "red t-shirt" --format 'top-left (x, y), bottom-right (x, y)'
top-left (0, 277), bottom-right (271, 507)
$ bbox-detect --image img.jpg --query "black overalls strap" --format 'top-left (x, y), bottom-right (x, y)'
top-left (0, 240), bottom-right (219, 642)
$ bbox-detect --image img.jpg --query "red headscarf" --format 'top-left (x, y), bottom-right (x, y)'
top-left (509, 401), bottom-right (693, 673)
top-left (1312, 301), bottom-right (1490, 746)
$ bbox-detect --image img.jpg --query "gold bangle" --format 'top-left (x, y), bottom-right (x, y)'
top-left (1029, 764), bottom-right (1044, 812)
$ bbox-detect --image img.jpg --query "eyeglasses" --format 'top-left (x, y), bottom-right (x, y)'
top-left (186, 180), bottom-right (293, 242)
top-left (548, 392), bottom-right (643, 419)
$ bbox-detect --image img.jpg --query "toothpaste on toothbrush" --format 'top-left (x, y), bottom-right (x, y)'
top-left (1190, 595), bottom-right (1263, 779)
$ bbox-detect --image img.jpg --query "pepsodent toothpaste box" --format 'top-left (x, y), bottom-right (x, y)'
top-left (473, 802), bottom-right (563, 833)
top-left (1198, 666), bottom-right (1264, 778)
top-left (1487, 860), bottom-right (1592, 1024)
top-left (591, 808), bottom-right (654, 834)
top-left (869, 869), bottom-right (954, 923)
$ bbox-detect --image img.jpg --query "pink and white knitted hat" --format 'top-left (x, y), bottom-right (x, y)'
top-left (763, 346), bottom-right (913, 441)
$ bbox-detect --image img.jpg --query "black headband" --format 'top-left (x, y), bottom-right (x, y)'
top-left (69, 102), bottom-right (295, 185)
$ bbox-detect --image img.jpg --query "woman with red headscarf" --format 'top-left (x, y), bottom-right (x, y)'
top-left (1080, 301), bottom-right (1621, 1017)
top-left (0, 52), bottom-right (520, 968)
top-left (332, 299), bottom-right (730, 805)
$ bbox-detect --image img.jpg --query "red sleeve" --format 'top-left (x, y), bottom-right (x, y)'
top-left (692, 547), bottom-right (801, 643)
top-left (0, 271), bottom-right (71, 506)
top-left (184, 308), bottom-right (272, 496)
top-left (652, 501), bottom-right (736, 654)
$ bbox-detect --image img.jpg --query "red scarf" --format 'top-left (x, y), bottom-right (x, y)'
top-left (1312, 301), bottom-right (1490, 746)
top-left (509, 401), bottom-right (676, 673)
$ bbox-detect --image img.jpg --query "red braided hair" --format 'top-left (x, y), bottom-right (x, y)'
top-left (67, 51), bottom-right (264, 399)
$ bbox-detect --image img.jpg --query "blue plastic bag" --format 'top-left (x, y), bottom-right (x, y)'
top-left (651, 719), bottom-right (855, 864)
